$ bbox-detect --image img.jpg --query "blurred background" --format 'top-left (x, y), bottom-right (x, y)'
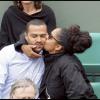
top-left (0, 1), bottom-right (100, 32)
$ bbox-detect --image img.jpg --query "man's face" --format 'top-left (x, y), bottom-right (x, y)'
top-left (25, 24), bottom-right (48, 53)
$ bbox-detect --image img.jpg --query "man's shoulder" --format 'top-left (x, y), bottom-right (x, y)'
top-left (0, 44), bottom-right (16, 54)
top-left (0, 44), bottom-right (17, 62)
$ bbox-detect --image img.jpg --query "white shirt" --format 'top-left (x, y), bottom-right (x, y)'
top-left (0, 44), bottom-right (45, 99)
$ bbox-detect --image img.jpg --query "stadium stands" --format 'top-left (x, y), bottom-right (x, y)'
top-left (76, 33), bottom-right (100, 82)
top-left (91, 82), bottom-right (100, 99)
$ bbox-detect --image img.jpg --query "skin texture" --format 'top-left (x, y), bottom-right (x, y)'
top-left (21, 1), bottom-right (42, 15)
top-left (21, 1), bottom-right (33, 4)
top-left (25, 24), bottom-right (48, 53)
top-left (44, 28), bottom-right (63, 54)
top-left (11, 86), bottom-right (36, 99)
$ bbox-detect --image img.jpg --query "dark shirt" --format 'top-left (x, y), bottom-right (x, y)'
top-left (39, 53), bottom-right (97, 99)
top-left (0, 4), bottom-right (56, 50)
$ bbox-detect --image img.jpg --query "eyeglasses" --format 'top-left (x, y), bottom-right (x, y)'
top-left (48, 34), bottom-right (61, 45)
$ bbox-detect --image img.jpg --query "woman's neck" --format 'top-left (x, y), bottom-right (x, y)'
top-left (22, 3), bottom-right (37, 15)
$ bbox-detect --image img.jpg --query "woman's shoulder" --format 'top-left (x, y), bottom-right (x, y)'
top-left (4, 5), bottom-right (17, 15)
top-left (57, 54), bottom-right (81, 66)
top-left (42, 4), bottom-right (55, 14)
top-left (59, 54), bottom-right (83, 70)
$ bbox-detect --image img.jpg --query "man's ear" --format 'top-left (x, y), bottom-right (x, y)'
top-left (24, 32), bottom-right (28, 41)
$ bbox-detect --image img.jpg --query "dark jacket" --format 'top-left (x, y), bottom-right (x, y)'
top-left (39, 53), bottom-right (97, 99)
top-left (0, 4), bottom-right (56, 50)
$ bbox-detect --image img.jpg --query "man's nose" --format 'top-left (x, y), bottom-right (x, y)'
top-left (37, 36), bottom-right (41, 42)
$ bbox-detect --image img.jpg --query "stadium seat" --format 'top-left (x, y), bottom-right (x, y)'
top-left (91, 82), bottom-right (100, 99)
top-left (76, 33), bottom-right (100, 82)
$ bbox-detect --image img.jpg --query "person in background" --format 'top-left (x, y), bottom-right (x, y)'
top-left (0, 1), bottom-right (56, 51)
top-left (39, 25), bottom-right (97, 99)
top-left (10, 78), bottom-right (38, 99)
top-left (0, 19), bottom-right (48, 99)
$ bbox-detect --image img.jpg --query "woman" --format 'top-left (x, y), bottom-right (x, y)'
top-left (0, 1), bottom-right (56, 50)
top-left (39, 25), bottom-right (97, 99)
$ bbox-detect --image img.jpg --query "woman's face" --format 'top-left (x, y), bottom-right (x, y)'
top-left (44, 28), bottom-right (62, 54)
top-left (21, 1), bottom-right (33, 4)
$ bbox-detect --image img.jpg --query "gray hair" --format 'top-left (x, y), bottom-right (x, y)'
top-left (10, 78), bottom-right (39, 99)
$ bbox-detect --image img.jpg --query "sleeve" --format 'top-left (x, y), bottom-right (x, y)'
top-left (46, 6), bottom-right (56, 34)
top-left (0, 84), bottom-right (4, 99)
top-left (0, 48), bottom-right (9, 98)
top-left (14, 34), bottom-right (27, 52)
top-left (0, 11), bottom-right (10, 50)
top-left (61, 63), bottom-right (91, 99)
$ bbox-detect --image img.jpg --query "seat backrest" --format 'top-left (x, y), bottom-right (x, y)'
top-left (91, 82), bottom-right (100, 99)
top-left (76, 33), bottom-right (100, 81)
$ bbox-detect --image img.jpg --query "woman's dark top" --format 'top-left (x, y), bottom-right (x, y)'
top-left (0, 4), bottom-right (56, 50)
top-left (39, 53), bottom-right (97, 99)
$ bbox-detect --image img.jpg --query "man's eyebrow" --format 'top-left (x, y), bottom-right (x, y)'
top-left (31, 33), bottom-right (47, 35)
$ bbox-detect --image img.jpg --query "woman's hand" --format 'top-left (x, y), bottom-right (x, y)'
top-left (21, 44), bottom-right (42, 58)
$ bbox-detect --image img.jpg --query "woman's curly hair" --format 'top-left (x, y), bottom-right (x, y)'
top-left (58, 25), bottom-right (92, 54)
top-left (13, 1), bottom-right (42, 11)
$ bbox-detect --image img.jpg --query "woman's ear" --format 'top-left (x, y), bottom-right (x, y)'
top-left (55, 44), bottom-right (63, 51)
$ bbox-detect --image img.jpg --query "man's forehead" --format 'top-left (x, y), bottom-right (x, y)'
top-left (28, 24), bottom-right (47, 29)
top-left (30, 33), bottom-right (47, 35)
top-left (28, 25), bottom-right (47, 35)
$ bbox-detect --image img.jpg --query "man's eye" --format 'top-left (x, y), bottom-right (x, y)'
top-left (31, 34), bottom-right (47, 38)
top-left (40, 34), bottom-right (47, 38)
top-left (32, 35), bottom-right (37, 38)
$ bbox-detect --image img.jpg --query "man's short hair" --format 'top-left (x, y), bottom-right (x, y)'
top-left (26, 19), bottom-right (47, 33)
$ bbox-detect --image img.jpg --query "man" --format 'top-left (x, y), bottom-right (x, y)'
top-left (0, 19), bottom-right (48, 99)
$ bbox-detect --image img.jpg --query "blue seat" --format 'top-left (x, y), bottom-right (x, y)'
top-left (76, 33), bottom-right (100, 82)
top-left (91, 82), bottom-right (100, 99)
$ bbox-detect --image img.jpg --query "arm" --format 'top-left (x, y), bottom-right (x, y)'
top-left (14, 37), bottom-right (41, 58)
top-left (0, 48), bottom-right (8, 98)
top-left (14, 35), bottom-right (26, 52)
top-left (61, 63), bottom-right (96, 99)
top-left (0, 11), bottom-right (10, 50)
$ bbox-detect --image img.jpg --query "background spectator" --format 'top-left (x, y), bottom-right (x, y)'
top-left (0, 1), bottom-right (56, 50)
top-left (10, 78), bottom-right (38, 99)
